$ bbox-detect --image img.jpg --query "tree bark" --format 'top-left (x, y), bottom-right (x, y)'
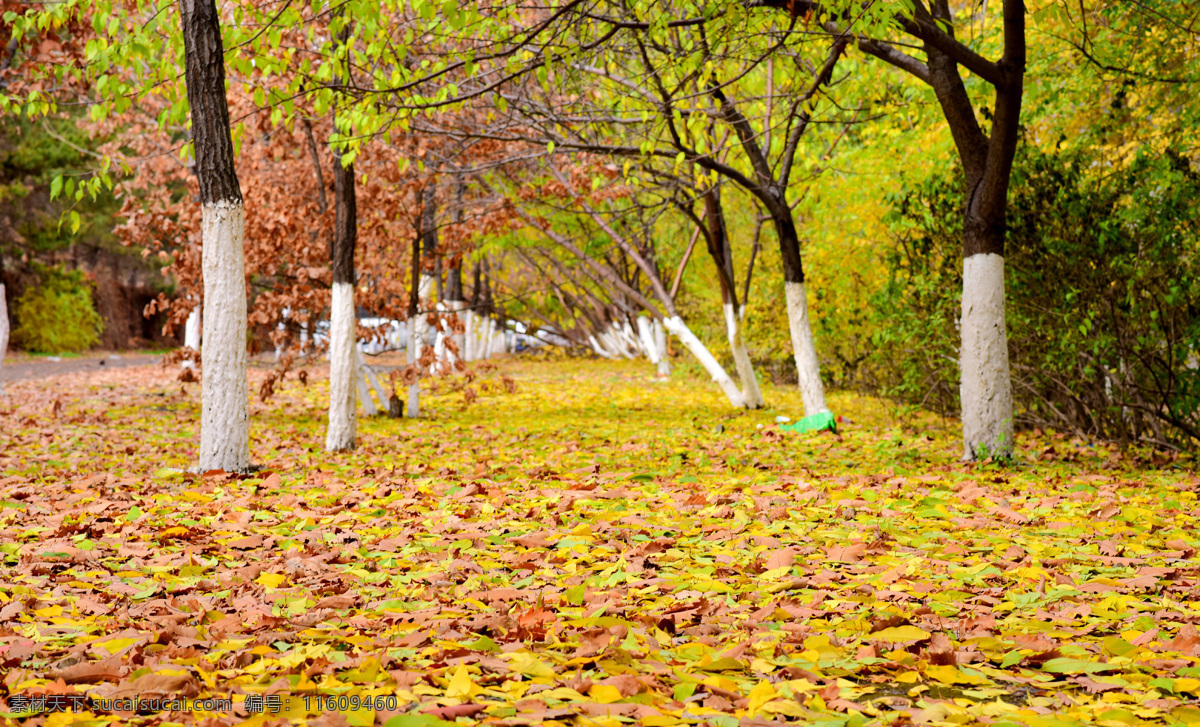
top-left (0, 283), bottom-right (8, 394)
top-left (704, 188), bottom-right (764, 409)
top-left (181, 0), bottom-right (248, 472)
top-left (183, 298), bottom-right (201, 369)
top-left (407, 229), bottom-right (421, 417)
top-left (414, 181), bottom-right (437, 365)
top-left (325, 144), bottom-right (357, 452)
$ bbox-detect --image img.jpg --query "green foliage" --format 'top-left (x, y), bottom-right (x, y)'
top-left (12, 266), bottom-right (105, 353)
top-left (870, 143), bottom-right (1200, 446)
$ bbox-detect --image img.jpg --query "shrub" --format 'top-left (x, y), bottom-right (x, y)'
top-left (871, 144), bottom-right (1200, 448)
top-left (12, 267), bottom-right (104, 353)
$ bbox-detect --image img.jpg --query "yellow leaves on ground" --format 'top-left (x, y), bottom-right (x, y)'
top-left (1, 358), bottom-right (1199, 727)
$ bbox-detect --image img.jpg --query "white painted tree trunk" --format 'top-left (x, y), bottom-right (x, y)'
top-left (589, 334), bottom-right (616, 358)
top-left (784, 281), bottom-right (829, 416)
top-left (620, 320), bottom-right (641, 357)
top-left (492, 327), bottom-right (506, 356)
top-left (0, 283), bottom-right (8, 394)
top-left (199, 201), bottom-right (250, 472)
top-left (637, 317), bottom-right (660, 365)
top-left (432, 303), bottom-right (447, 374)
top-left (662, 316), bottom-right (746, 408)
top-left (653, 319), bottom-right (671, 376)
top-left (483, 318), bottom-right (496, 358)
top-left (413, 274), bottom-right (433, 363)
top-left (406, 316), bottom-right (419, 417)
top-left (299, 318), bottom-right (309, 357)
top-left (724, 303), bottom-right (764, 408)
top-left (325, 281), bottom-right (357, 451)
top-left (183, 300), bottom-right (201, 369)
top-left (447, 300), bottom-right (466, 366)
top-left (960, 253), bottom-right (1014, 459)
top-left (463, 310), bottom-right (476, 361)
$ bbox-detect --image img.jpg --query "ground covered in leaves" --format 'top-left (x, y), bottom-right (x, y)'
top-left (2, 358), bottom-right (1199, 727)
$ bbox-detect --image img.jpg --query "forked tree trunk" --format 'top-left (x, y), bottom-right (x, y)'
top-left (325, 144), bottom-right (357, 452)
top-left (181, 0), bottom-right (249, 472)
top-left (704, 188), bottom-right (764, 408)
top-left (723, 304), bottom-right (763, 408)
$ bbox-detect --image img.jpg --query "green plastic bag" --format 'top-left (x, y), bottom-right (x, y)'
top-left (779, 411), bottom-right (837, 434)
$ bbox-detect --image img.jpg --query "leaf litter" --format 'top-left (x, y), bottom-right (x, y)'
top-left (1, 358), bottom-right (1199, 726)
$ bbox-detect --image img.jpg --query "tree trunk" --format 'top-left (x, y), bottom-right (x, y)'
top-left (181, 0), bottom-right (249, 472)
top-left (325, 146), bottom-right (357, 452)
top-left (183, 299), bottom-right (200, 369)
top-left (636, 316), bottom-right (659, 367)
top-left (653, 318), bottom-right (670, 376)
top-left (414, 182), bottom-right (437, 365)
top-left (773, 212), bottom-right (829, 416)
top-left (663, 316), bottom-right (746, 408)
top-left (0, 283), bottom-right (8, 394)
top-left (705, 188), bottom-right (764, 408)
top-left (407, 228), bottom-right (421, 417)
top-left (723, 304), bottom-right (764, 408)
top-left (960, 242), bottom-right (1014, 459)
top-left (445, 261), bottom-right (465, 364)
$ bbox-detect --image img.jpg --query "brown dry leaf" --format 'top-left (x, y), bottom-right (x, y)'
top-left (227, 534), bottom-right (263, 549)
top-left (312, 594), bottom-right (358, 610)
top-left (109, 672), bottom-right (199, 699)
top-left (48, 658), bottom-right (125, 684)
top-left (825, 542), bottom-right (866, 563)
top-left (1165, 625), bottom-right (1200, 655)
top-left (764, 548), bottom-right (796, 570)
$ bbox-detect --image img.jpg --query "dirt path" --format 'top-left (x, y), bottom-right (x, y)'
top-left (0, 353), bottom-right (161, 384)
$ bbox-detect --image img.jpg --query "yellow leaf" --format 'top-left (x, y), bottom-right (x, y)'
top-left (94, 637), bottom-right (140, 655)
top-left (761, 566), bottom-right (791, 581)
top-left (33, 605), bottom-right (63, 617)
top-left (926, 665), bottom-right (991, 686)
top-left (445, 665), bottom-right (479, 699)
top-left (159, 526), bottom-right (189, 539)
top-left (872, 625), bottom-right (931, 642)
top-left (896, 671), bottom-right (921, 684)
top-left (1176, 678), bottom-right (1200, 695)
top-left (747, 681), bottom-right (777, 714)
top-left (761, 700), bottom-right (807, 717)
top-left (507, 651), bottom-right (556, 679)
top-left (256, 572), bottom-right (287, 589)
top-left (590, 684), bottom-right (624, 704)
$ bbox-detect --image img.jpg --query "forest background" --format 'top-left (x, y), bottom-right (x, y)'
top-left (0, 0), bottom-right (1198, 450)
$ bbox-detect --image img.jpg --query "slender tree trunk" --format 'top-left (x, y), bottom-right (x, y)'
top-left (653, 318), bottom-right (670, 376)
top-left (705, 188), bottom-right (764, 408)
top-left (636, 316), bottom-right (659, 366)
top-left (0, 283), bottom-right (8, 394)
top-left (183, 298), bottom-right (201, 369)
top-left (181, 0), bottom-right (249, 472)
top-left (663, 317), bottom-right (746, 407)
top-left (445, 260), bottom-right (465, 365)
top-left (325, 143), bottom-right (357, 452)
top-left (407, 230), bottom-right (421, 417)
top-left (414, 182), bottom-right (437, 364)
